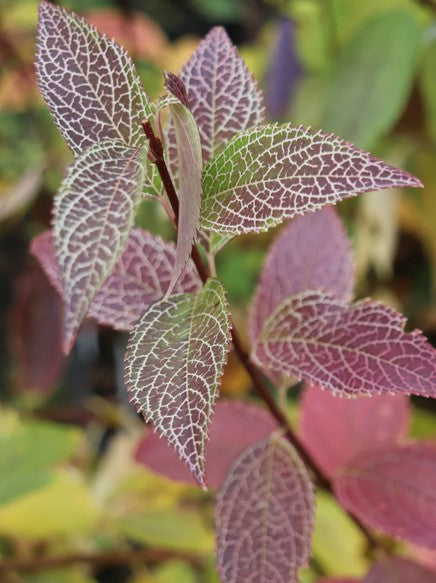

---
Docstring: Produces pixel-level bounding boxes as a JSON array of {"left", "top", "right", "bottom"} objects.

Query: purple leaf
[
  {"left": 299, "top": 385, "right": 410, "bottom": 477},
  {"left": 135, "top": 399, "right": 277, "bottom": 489},
  {"left": 334, "top": 443, "right": 436, "bottom": 548},
  {"left": 36, "top": 0, "right": 150, "bottom": 154},
  {"left": 125, "top": 279, "right": 231, "bottom": 487},
  {"left": 165, "top": 84, "right": 203, "bottom": 295},
  {"left": 216, "top": 436, "right": 315, "bottom": 583},
  {"left": 265, "top": 17, "right": 302, "bottom": 120},
  {"left": 53, "top": 141, "right": 145, "bottom": 352},
  {"left": 363, "top": 557, "right": 436, "bottom": 583},
  {"left": 200, "top": 124, "right": 422, "bottom": 234},
  {"left": 250, "top": 207, "right": 354, "bottom": 347},
  {"left": 31, "top": 229, "right": 201, "bottom": 332},
  {"left": 170, "top": 26, "right": 265, "bottom": 163},
  {"left": 252, "top": 291, "right": 436, "bottom": 398}
]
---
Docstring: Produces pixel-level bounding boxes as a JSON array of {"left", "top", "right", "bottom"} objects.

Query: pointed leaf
[
  {"left": 250, "top": 207, "right": 354, "bottom": 346},
  {"left": 334, "top": 443, "right": 436, "bottom": 548},
  {"left": 253, "top": 291, "right": 436, "bottom": 398},
  {"left": 300, "top": 385, "right": 410, "bottom": 477},
  {"left": 135, "top": 399, "right": 277, "bottom": 488},
  {"left": 36, "top": 0, "right": 150, "bottom": 154},
  {"left": 31, "top": 229, "right": 201, "bottom": 332},
  {"left": 216, "top": 436, "right": 315, "bottom": 583},
  {"left": 125, "top": 279, "right": 231, "bottom": 487},
  {"left": 363, "top": 557, "right": 436, "bottom": 583},
  {"left": 200, "top": 124, "right": 422, "bottom": 234},
  {"left": 54, "top": 141, "right": 145, "bottom": 351}
]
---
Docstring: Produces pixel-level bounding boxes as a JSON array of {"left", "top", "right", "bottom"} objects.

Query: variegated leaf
[
  {"left": 334, "top": 443, "right": 436, "bottom": 548},
  {"left": 54, "top": 141, "right": 145, "bottom": 352},
  {"left": 135, "top": 399, "right": 277, "bottom": 489},
  {"left": 31, "top": 229, "right": 201, "bottom": 332},
  {"left": 36, "top": 0, "right": 150, "bottom": 154},
  {"left": 250, "top": 207, "right": 354, "bottom": 346},
  {"left": 252, "top": 291, "right": 436, "bottom": 398},
  {"left": 125, "top": 279, "right": 231, "bottom": 487},
  {"left": 216, "top": 436, "right": 315, "bottom": 583},
  {"left": 200, "top": 124, "right": 422, "bottom": 234},
  {"left": 363, "top": 557, "right": 436, "bottom": 583},
  {"left": 300, "top": 385, "right": 410, "bottom": 477}
]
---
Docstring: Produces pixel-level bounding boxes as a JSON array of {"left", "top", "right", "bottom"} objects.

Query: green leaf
[
  {"left": 25, "top": 569, "right": 96, "bottom": 583},
  {"left": 323, "top": 11, "right": 420, "bottom": 149},
  {"left": 421, "top": 39, "right": 436, "bottom": 142}
]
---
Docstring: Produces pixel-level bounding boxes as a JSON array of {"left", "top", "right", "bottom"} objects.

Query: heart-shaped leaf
[
  {"left": 200, "top": 124, "right": 422, "bottom": 234},
  {"left": 300, "top": 385, "right": 410, "bottom": 477},
  {"left": 53, "top": 141, "right": 145, "bottom": 351},
  {"left": 125, "top": 279, "right": 231, "bottom": 487},
  {"left": 363, "top": 557, "right": 436, "bottom": 583},
  {"left": 216, "top": 435, "right": 315, "bottom": 583},
  {"left": 334, "top": 443, "right": 436, "bottom": 548},
  {"left": 36, "top": 0, "right": 150, "bottom": 153},
  {"left": 253, "top": 291, "right": 436, "bottom": 398}
]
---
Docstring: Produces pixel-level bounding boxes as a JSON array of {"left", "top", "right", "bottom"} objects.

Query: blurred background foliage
[{"left": 0, "top": 0, "right": 435, "bottom": 581}]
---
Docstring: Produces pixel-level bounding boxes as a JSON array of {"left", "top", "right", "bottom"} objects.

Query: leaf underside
[
  {"left": 216, "top": 436, "right": 314, "bottom": 583},
  {"left": 363, "top": 557, "right": 436, "bottom": 583},
  {"left": 253, "top": 290, "right": 436, "bottom": 398},
  {"left": 125, "top": 279, "right": 231, "bottom": 487}
]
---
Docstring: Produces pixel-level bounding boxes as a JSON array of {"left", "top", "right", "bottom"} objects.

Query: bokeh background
[{"left": 0, "top": 0, "right": 435, "bottom": 581}]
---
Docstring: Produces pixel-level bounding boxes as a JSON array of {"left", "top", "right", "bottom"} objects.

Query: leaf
[
  {"left": 165, "top": 81, "right": 203, "bottom": 295},
  {"left": 36, "top": 0, "right": 150, "bottom": 154},
  {"left": 421, "top": 40, "right": 436, "bottom": 142},
  {"left": 135, "top": 399, "right": 277, "bottom": 489},
  {"left": 216, "top": 436, "right": 314, "bottom": 583},
  {"left": 299, "top": 385, "right": 410, "bottom": 477},
  {"left": 323, "top": 12, "right": 420, "bottom": 149},
  {"left": 363, "top": 557, "right": 436, "bottom": 583},
  {"left": 31, "top": 229, "right": 201, "bottom": 332},
  {"left": 53, "top": 141, "right": 145, "bottom": 351},
  {"left": 200, "top": 124, "right": 422, "bottom": 234},
  {"left": 318, "top": 579, "right": 360, "bottom": 583},
  {"left": 334, "top": 443, "right": 436, "bottom": 548},
  {"left": 253, "top": 291, "right": 436, "bottom": 398},
  {"left": 0, "top": 167, "right": 42, "bottom": 222},
  {"left": 125, "top": 279, "right": 231, "bottom": 487},
  {"left": 250, "top": 207, "right": 354, "bottom": 347},
  {"left": 169, "top": 26, "right": 265, "bottom": 163}
]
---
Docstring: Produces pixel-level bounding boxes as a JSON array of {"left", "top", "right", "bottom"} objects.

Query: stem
[{"left": 141, "top": 120, "right": 380, "bottom": 550}]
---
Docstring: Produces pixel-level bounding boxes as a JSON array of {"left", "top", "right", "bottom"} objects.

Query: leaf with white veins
[{"left": 124, "top": 279, "right": 231, "bottom": 487}]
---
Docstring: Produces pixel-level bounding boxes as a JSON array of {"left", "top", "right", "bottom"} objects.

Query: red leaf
[
  {"left": 334, "top": 443, "right": 436, "bottom": 548},
  {"left": 253, "top": 291, "right": 436, "bottom": 398},
  {"left": 216, "top": 436, "right": 315, "bottom": 583},
  {"left": 135, "top": 399, "right": 278, "bottom": 489},
  {"left": 363, "top": 557, "right": 436, "bottom": 583},
  {"left": 299, "top": 385, "right": 410, "bottom": 477}
]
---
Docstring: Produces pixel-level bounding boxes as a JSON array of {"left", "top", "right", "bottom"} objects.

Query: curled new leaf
[
  {"left": 363, "top": 557, "right": 436, "bottom": 583},
  {"left": 125, "top": 279, "right": 231, "bottom": 487},
  {"left": 253, "top": 291, "right": 436, "bottom": 398},
  {"left": 135, "top": 399, "right": 277, "bottom": 489},
  {"left": 250, "top": 207, "right": 354, "bottom": 345},
  {"left": 200, "top": 124, "right": 422, "bottom": 234},
  {"left": 36, "top": 0, "right": 150, "bottom": 153},
  {"left": 216, "top": 436, "right": 315, "bottom": 583},
  {"left": 31, "top": 229, "right": 202, "bottom": 332},
  {"left": 300, "top": 385, "right": 410, "bottom": 477},
  {"left": 53, "top": 141, "right": 145, "bottom": 351},
  {"left": 334, "top": 443, "right": 436, "bottom": 548}
]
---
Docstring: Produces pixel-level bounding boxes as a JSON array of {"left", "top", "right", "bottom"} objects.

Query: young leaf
[
  {"left": 363, "top": 557, "right": 436, "bottom": 583},
  {"left": 300, "top": 385, "right": 410, "bottom": 477},
  {"left": 169, "top": 26, "right": 265, "bottom": 163},
  {"left": 334, "top": 443, "right": 436, "bottom": 548},
  {"left": 53, "top": 141, "right": 145, "bottom": 351},
  {"left": 216, "top": 436, "right": 315, "bottom": 583},
  {"left": 36, "top": 0, "right": 150, "bottom": 154},
  {"left": 250, "top": 207, "right": 354, "bottom": 345},
  {"left": 200, "top": 124, "right": 422, "bottom": 234},
  {"left": 125, "top": 279, "right": 231, "bottom": 487},
  {"left": 135, "top": 399, "right": 277, "bottom": 489},
  {"left": 165, "top": 78, "right": 203, "bottom": 295},
  {"left": 253, "top": 291, "right": 436, "bottom": 398},
  {"left": 31, "top": 229, "right": 201, "bottom": 332}
]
